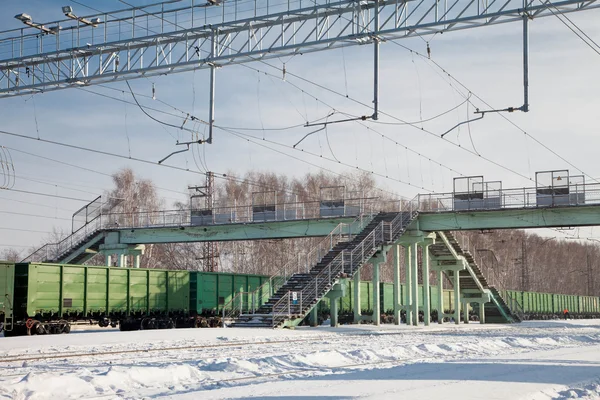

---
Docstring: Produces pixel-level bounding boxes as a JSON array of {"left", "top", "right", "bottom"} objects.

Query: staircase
[
  {"left": 22, "top": 197, "right": 123, "bottom": 264},
  {"left": 430, "top": 231, "right": 521, "bottom": 323},
  {"left": 230, "top": 211, "right": 417, "bottom": 328}
]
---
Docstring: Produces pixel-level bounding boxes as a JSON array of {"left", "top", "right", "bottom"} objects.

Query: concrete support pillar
[
  {"left": 421, "top": 243, "right": 431, "bottom": 326},
  {"left": 134, "top": 255, "right": 141, "bottom": 269},
  {"left": 310, "top": 305, "right": 319, "bottom": 327},
  {"left": 411, "top": 243, "right": 419, "bottom": 326},
  {"left": 330, "top": 297, "right": 339, "bottom": 327},
  {"left": 464, "top": 302, "right": 469, "bottom": 324},
  {"left": 404, "top": 245, "right": 412, "bottom": 326},
  {"left": 393, "top": 245, "right": 401, "bottom": 325},
  {"left": 106, "top": 254, "right": 112, "bottom": 267},
  {"left": 453, "top": 271, "right": 461, "bottom": 324},
  {"left": 353, "top": 272, "right": 361, "bottom": 324},
  {"left": 437, "top": 269, "right": 444, "bottom": 324},
  {"left": 373, "top": 263, "right": 381, "bottom": 326},
  {"left": 117, "top": 253, "right": 125, "bottom": 268},
  {"left": 479, "top": 302, "right": 486, "bottom": 324}
]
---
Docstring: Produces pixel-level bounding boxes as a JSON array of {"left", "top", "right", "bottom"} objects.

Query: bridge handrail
[
  {"left": 452, "top": 231, "right": 525, "bottom": 320},
  {"left": 416, "top": 181, "right": 597, "bottom": 213},
  {"left": 21, "top": 196, "right": 377, "bottom": 264},
  {"left": 271, "top": 201, "right": 418, "bottom": 327},
  {"left": 21, "top": 212, "right": 105, "bottom": 263},
  {"left": 223, "top": 213, "right": 374, "bottom": 323}
]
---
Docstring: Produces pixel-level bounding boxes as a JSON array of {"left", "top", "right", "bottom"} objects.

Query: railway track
[
  {"left": 0, "top": 337, "right": 320, "bottom": 364},
  {"left": 0, "top": 325, "right": 512, "bottom": 365}
]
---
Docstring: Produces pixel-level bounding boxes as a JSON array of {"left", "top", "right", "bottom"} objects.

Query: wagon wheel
[{"left": 59, "top": 320, "right": 70, "bottom": 334}]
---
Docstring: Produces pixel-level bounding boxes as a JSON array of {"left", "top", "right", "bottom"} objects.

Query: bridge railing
[
  {"left": 100, "top": 197, "right": 377, "bottom": 229},
  {"left": 271, "top": 203, "right": 418, "bottom": 327},
  {"left": 222, "top": 213, "right": 374, "bottom": 323},
  {"left": 416, "top": 182, "right": 600, "bottom": 212},
  {"left": 21, "top": 199, "right": 123, "bottom": 263}
]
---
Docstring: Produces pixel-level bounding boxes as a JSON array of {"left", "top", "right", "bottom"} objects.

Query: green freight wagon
[
  {"left": 0, "top": 262, "right": 15, "bottom": 333},
  {"left": 5, "top": 262, "right": 191, "bottom": 336},
  {"left": 191, "top": 271, "right": 270, "bottom": 314}
]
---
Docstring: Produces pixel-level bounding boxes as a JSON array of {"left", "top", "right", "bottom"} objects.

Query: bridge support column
[
  {"left": 331, "top": 299, "right": 339, "bottom": 327},
  {"left": 117, "top": 253, "right": 126, "bottom": 268},
  {"left": 393, "top": 245, "right": 401, "bottom": 325},
  {"left": 324, "top": 281, "right": 347, "bottom": 328},
  {"left": 373, "top": 263, "right": 381, "bottom": 326},
  {"left": 420, "top": 237, "right": 435, "bottom": 326},
  {"left": 437, "top": 269, "right": 444, "bottom": 324},
  {"left": 411, "top": 242, "right": 419, "bottom": 326},
  {"left": 368, "top": 248, "right": 389, "bottom": 327},
  {"left": 453, "top": 271, "right": 461, "bottom": 324},
  {"left": 479, "top": 301, "right": 486, "bottom": 324},
  {"left": 100, "top": 244, "right": 145, "bottom": 268},
  {"left": 463, "top": 301, "right": 469, "bottom": 324},
  {"left": 399, "top": 232, "right": 436, "bottom": 326},
  {"left": 404, "top": 245, "right": 412, "bottom": 325},
  {"left": 310, "top": 304, "right": 319, "bottom": 327},
  {"left": 353, "top": 271, "right": 361, "bottom": 324}
]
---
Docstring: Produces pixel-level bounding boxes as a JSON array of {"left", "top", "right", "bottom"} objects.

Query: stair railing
[
  {"left": 451, "top": 232, "right": 523, "bottom": 322},
  {"left": 223, "top": 213, "right": 376, "bottom": 324},
  {"left": 22, "top": 199, "right": 124, "bottom": 263},
  {"left": 271, "top": 209, "right": 418, "bottom": 327},
  {"left": 22, "top": 211, "right": 106, "bottom": 263},
  {"left": 502, "top": 291, "right": 525, "bottom": 320}
]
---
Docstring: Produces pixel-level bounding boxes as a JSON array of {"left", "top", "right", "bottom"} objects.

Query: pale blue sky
[{"left": 1, "top": 0, "right": 600, "bottom": 253}]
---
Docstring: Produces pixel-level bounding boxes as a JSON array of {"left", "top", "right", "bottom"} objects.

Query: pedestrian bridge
[{"left": 22, "top": 171, "right": 600, "bottom": 265}]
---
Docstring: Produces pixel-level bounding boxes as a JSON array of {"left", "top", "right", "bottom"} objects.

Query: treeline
[{"left": 6, "top": 168, "right": 599, "bottom": 297}]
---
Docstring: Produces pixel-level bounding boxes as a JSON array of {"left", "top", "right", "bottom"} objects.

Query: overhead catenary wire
[
  {"left": 6, "top": 146, "right": 191, "bottom": 199},
  {"left": 27, "top": 0, "right": 598, "bottom": 189},
  {"left": 238, "top": 66, "right": 466, "bottom": 179},
  {"left": 0, "top": 188, "right": 90, "bottom": 202},
  {"left": 387, "top": 39, "right": 600, "bottom": 184},
  {"left": 218, "top": 125, "right": 434, "bottom": 192},
  {"left": 0, "top": 129, "right": 332, "bottom": 202}
]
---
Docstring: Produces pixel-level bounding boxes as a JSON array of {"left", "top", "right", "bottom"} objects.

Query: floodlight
[
  {"left": 14, "top": 13, "right": 32, "bottom": 22},
  {"left": 14, "top": 13, "right": 55, "bottom": 34},
  {"left": 63, "top": 6, "right": 101, "bottom": 27}
]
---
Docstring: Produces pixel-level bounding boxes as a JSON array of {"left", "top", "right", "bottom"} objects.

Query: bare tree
[{"left": 1, "top": 248, "right": 21, "bottom": 262}]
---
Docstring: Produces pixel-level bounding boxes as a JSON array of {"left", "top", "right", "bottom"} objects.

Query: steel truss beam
[{"left": 0, "top": 0, "right": 598, "bottom": 97}]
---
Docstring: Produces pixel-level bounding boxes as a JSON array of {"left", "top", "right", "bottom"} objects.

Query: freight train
[{"left": 1, "top": 261, "right": 599, "bottom": 336}]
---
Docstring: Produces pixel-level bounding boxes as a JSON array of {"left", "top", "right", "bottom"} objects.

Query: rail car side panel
[
  {"left": 109, "top": 268, "right": 128, "bottom": 312},
  {"left": 26, "top": 264, "right": 60, "bottom": 317},
  {"left": 62, "top": 265, "right": 85, "bottom": 315},
  {"left": 167, "top": 271, "right": 190, "bottom": 313},
  {"left": 87, "top": 267, "right": 108, "bottom": 314},
  {"left": 196, "top": 273, "right": 218, "bottom": 312},
  {"left": 0, "top": 262, "right": 14, "bottom": 325},
  {"left": 149, "top": 270, "right": 167, "bottom": 311},
  {"left": 382, "top": 283, "right": 394, "bottom": 311},
  {"left": 130, "top": 269, "right": 149, "bottom": 313}
]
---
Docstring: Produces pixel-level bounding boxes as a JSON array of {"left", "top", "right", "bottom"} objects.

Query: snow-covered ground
[{"left": 2, "top": 320, "right": 600, "bottom": 399}]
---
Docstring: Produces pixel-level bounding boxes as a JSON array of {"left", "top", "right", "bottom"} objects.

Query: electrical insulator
[
  {"left": 152, "top": 83, "right": 156, "bottom": 100},
  {"left": 427, "top": 43, "right": 431, "bottom": 59}
]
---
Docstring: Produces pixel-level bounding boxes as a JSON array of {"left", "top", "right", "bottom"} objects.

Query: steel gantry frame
[{"left": 0, "top": 0, "right": 598, "bottom": 134}]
